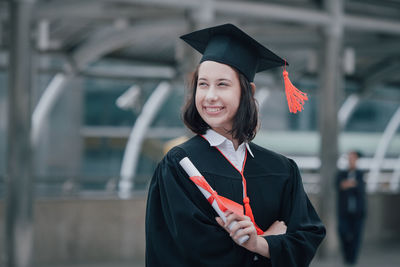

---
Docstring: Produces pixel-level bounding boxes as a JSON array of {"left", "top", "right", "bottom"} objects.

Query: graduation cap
[{"left": 180, "top": 23, "right": 308, "bottom": 113}]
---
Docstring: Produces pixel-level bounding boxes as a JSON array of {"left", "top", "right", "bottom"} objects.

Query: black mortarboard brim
[{"left": 180, "top": 23, "right": 286, "bottom": 82}]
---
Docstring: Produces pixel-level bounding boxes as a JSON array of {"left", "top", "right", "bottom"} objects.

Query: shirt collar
[{"left": 202, "top": 129, "right": 254, "bottom": 158}]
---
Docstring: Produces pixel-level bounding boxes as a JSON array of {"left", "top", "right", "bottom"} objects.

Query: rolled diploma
[{"left": 179, "top": 157, "right": 249, "bottom": 244}]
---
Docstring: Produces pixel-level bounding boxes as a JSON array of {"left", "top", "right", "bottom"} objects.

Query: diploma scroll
[{"left": 179, "top": 157, "right": 249, "bottom": 244}]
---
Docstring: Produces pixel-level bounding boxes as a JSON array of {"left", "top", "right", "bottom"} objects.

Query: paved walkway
[
  {"left": 42, "top": 242, "right": 400, "bottom": 267},
  {"left": 311, "top": 242, "right": 400, "bottom": 267}
]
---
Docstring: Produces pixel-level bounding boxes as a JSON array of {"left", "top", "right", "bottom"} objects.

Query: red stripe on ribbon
[{"left": 190, "top": 176, "right": 227, "bottom": 213}]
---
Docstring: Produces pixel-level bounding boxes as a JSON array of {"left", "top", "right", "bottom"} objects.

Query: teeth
[{"left": 206, "top": 107, "right": 222, "bottom": 112}]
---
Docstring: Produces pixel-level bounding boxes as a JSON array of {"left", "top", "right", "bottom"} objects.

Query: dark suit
[{"left": 336, "top": 169, "right": 366, "bottom": 264}]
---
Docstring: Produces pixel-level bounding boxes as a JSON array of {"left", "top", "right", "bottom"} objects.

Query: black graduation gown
[{"left": 146, "top": 135, "right": 325, "bottom": 267}]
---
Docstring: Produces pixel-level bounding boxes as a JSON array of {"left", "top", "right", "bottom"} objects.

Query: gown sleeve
[
  {"left": 145, "top": 147, "right": 253, "bottom": 267},
  {"left": 263, "top": 159, "right": 326, "bottom": 267}
]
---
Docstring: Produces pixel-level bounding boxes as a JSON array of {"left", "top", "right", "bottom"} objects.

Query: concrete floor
[
  {"left": 41, "top": 242, "right": 400, "bottom": 267},
  {"left": 311, "top": 242, "right": 400, "bottom": 267}
]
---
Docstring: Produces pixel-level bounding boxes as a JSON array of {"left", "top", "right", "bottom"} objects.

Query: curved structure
[
  {"left": 119, "top": 81, "right": 172, "bottom": 198},
  {"left": 368, "top": 107, "right": 400, "bottom": 192}
]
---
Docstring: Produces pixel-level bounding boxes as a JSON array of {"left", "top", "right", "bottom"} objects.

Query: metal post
[
  {"left": 5, "top": 0, "right": 35, "bottom": 267},
  {"left": 118, "top": 82, "right": 172, "bottom": 198},
  {"left": 0, "top": 16, "right": 3, "bottom": 47},
  {"left": 37, "top": 19, "right": 50, "bottom": 51},
  {"left": 31, "top": 73, "right": 69, "bottom": 147},
  {"left": 318, "top": 0, "right": 344, "bottom": 258}
]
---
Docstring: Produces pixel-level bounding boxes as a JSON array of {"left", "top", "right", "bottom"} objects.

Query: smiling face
[{"left": 195, "top": 61, "right": 241, "bottom": 137}]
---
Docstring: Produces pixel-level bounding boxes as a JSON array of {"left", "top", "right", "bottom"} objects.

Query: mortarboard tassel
[{"left": 283, "top": 62, "right": 308, "bottom": 113}]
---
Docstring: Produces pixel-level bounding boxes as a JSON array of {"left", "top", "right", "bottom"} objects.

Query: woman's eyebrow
[
  {"left": 198, "top": 77, "right": 232, "bottom": 82},
  {"left": 217, "top": 78, "right": 232, "bottom": 83}
]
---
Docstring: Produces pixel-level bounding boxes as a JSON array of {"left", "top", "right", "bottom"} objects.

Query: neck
[{"left": 212, "top": 128, "right": 240, "bottom": 150}]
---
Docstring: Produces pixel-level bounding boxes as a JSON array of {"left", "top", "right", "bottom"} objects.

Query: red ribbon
[
  {"left": 190, "top": 176, "right": 227, "bottom": 212},
  {"left": 243, "top": 196, "right": 264, "bottom": 235}
]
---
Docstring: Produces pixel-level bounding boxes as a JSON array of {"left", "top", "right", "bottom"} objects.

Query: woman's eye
[
  {"left": 198, "top": 82, "right": 208, "bottom": 87},
  {"left": 218, "top": 83, "right": 228, "bottom": 87}
]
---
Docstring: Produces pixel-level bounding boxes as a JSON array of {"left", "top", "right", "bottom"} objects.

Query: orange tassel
[{"left": 283, "top": 69, "right": 308, "bottom": 114}]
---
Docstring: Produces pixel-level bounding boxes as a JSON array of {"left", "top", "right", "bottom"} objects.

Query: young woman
[{"left": 145, "top": 24, "right": 325, "bottom": 267}]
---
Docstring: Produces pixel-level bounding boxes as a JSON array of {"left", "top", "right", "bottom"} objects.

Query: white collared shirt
[{"left": 202, "top": 129, "right": 254, "bottom": 172}]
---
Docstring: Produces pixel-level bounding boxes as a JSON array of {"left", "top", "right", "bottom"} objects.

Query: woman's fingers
[
  {"left": 231, "top": 224, "right": 256, "bottom": 240},
  {"left": 224, "top": 211, "right": 250, "bottom": 228},
  {"left": 215, "top": 217, "right": 224, "bottom": 228},
  {"left": 223, "top": 210, "right": 236, "bottom": 227},
  {"left": 228, "top": 220, "right": 253, "bottom": 236}
]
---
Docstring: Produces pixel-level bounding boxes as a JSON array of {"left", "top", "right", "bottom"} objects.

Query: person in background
[{"left": 336, "top": 151, "right": 366, "bottom": 266}]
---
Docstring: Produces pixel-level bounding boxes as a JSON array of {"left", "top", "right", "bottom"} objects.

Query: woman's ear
[{"left": 250, "top": 82, "right": 256, "bottom": 96}]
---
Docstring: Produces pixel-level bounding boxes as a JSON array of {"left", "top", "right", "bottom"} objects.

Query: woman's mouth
[{"left": 204, "top": 106, "right": 224, "bottom": 115}]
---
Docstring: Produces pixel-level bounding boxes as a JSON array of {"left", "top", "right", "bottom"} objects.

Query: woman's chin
[
  {"left": 204, "top": 121, "right": 224, "bottom": 129},
  {"left": 208, "top": 125, "right": 232, "bottom": 134}
]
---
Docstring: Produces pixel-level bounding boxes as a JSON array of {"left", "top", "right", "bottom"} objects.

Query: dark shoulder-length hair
[{"left": 182, "top": 65, "right": 259, "bottom": 144}]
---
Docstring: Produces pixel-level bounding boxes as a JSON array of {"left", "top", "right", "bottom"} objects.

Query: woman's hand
[
  {"left": 216, "top": 210, "right": 258, "bottom": 250},
  {"left": 216, "top": 210, "right": 271, "bottom": 257},
  {"left": 262, "top": 220, "right": 287, "bottom": 237}
]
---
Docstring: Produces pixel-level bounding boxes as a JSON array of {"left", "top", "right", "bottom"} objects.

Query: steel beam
[
  {"left": 215, "top": 0, "right": 330, "bottom": 26},
  {"left": 5, "top": 1, "right": 35, "bottom": 267},
  {"left": 87, "top": 64, "right": 175, "bottom": 80},
  {"left": 0, "top": 61, "right": 176, "bottom": 80},
  {"left": 35, "top": 0, "right": 400, "bottom": 35},
  {"left": 34, "top": 0, "right": 197, "bottom": 18},
  {"left": 80, "top": 126, "right": 186, "bottom": 139},
  {"left": 118, "top": 81, "right": 172, "bottom": 198},
  {"left": 344, "top": 15, "right": 400, "bottom": 35},
  {"left": 72, "top": 22, "right": 185, "bottom": 71},
  {"left": 362, "top": 59, "right": 400, "bottom": 91},
  {"left": 368, "top": 107, "right": 400, "bottom": 192}
]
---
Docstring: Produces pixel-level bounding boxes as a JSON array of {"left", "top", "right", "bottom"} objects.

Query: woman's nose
[{"left": 205, "top": 87, "right": 218, "bottom": 102}]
